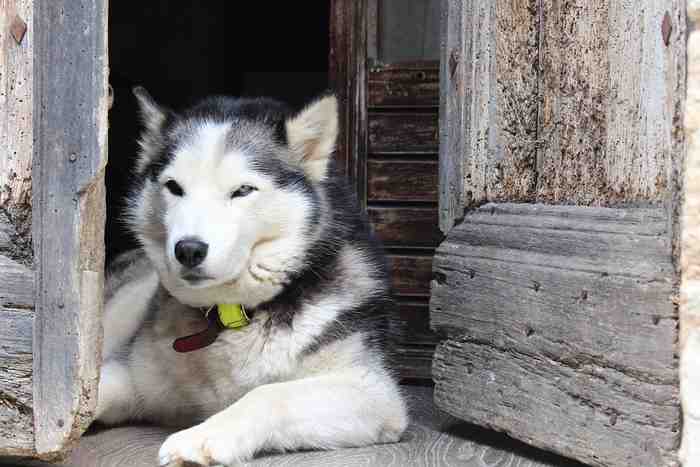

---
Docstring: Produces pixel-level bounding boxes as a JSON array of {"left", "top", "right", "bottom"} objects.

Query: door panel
[
  {"left": 331, "top": 0, "right": 441, "bottom": 381},
  {"left": 368, "top": 64, "right": 440, "bottom": 108},
  {"left": 368, "top": 113, "right": 439, "bottom": 154},
  {"left": 367, "top": 159, "right": 438, "bottom": 202}
]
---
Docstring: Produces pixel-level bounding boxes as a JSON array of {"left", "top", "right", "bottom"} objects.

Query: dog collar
[{"left": 172, "top": 304, "right": 250, "bottom": 353}]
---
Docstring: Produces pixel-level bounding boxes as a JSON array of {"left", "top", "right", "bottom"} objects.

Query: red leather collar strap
[{"left": 172, "top": 307, "right": 224, "bottom": 353}]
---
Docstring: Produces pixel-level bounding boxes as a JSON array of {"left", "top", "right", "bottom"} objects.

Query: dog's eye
[
  {"left": 164, "top": 180, "right": 184, "bottom": 197},
  {"left": 230, "top": 185, "right": 257, "bottom": 199}
]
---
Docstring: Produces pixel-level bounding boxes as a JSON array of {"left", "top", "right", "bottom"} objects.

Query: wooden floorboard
[{"left": 4, "top": 386, "right": 585, "bottom": 467}]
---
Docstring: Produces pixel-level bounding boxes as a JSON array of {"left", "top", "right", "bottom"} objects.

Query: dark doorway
[{"left": 107, "top": 2, "right": 331, "bottom": 262}]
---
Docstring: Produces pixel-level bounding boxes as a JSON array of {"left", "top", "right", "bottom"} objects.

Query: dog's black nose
[{"left": 175, "top": 239, "right": 208, "bottom": 268}]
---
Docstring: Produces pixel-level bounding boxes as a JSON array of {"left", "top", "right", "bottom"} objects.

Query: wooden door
[
  {"left": 432, "top": 1, "right": 685, "bottom": 466},
  {"left": 331, "top": 0, "right": 441, "bottom": 381},
  {"left": 0, "top": 0, "right": 108, "bottom": 458}
]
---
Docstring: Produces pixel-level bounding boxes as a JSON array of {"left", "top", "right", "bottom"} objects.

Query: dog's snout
[{"left": 175, "top": 238, "right": 209, "bottom": 268}]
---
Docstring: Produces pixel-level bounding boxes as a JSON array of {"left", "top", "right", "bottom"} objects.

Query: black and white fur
[{"left": 96, "top": 88, "right": 409, "bottom": 466}]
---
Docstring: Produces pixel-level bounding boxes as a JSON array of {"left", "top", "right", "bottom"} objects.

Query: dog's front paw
[
  {"left": 158, "top": 423, "right": 256, "bottom": 467},
  {"left": 248, "top": 242, "right": 294, "bottom": 285}
]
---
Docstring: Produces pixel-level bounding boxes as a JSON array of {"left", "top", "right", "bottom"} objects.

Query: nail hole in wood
[
  {"left": 433, "top": 271, "right": 447, "bottom": 285},
  {"left": 662, "top": 12, "right": 672, "bottom": 46},
  {"left": 10, "top": 15, "right": 27, "bottom": 45}
]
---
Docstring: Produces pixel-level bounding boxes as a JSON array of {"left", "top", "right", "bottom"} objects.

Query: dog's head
[{"left": 126, "top": 88, "right": 338, "bottom": 306}]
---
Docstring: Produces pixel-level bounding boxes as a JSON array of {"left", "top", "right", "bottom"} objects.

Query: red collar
[{"left": 172, "top": 307, "right": 224, "bottom": 353}]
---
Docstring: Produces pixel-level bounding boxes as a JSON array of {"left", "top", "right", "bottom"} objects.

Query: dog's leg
[
  {"left": 158, "top": 370, "right": 408, "bottom": 466},
  {"left": 95, "top": 359, "right": 138, "bottom": 425}
]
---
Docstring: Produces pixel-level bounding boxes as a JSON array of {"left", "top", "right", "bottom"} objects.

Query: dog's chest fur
[{"left": 113, "top": 251, "right": 379, "bottom": 425}]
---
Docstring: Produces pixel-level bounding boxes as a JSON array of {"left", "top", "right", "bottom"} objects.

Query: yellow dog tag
[{"left": 217, "top": 304, "right": 250, "bottom": 329}]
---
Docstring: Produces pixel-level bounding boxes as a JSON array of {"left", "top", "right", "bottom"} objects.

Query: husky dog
[{"left": 96, "top": 88, "right": 409, "bottom": 466}]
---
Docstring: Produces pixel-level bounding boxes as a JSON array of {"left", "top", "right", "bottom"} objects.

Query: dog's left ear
[{"left": 285, "top": 95, "right": 339, "bottom": 182}]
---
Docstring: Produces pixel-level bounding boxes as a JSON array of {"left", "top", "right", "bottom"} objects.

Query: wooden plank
[
  {"left": 367, "top": 160, "right": 438, "bottom": 202},
  {"left": 388, "top": 301, "right": 440, "bottom": 348},
  {"left": 0, "top": 255, "right": 34, "bottom": 312},
  {"left": 368, "top": 65, "right": 439, "bottom": 108},
  {"left": 390, "top": 346, "right": 435, "bottom": 382},
  {"left": 537, "top": 0, "right": 683, "bottom": 205},
  {"left": 20, "top": 387, "right": 583, "bottom": 467},
  {"left": 32, "top": 0, "right": 108, "bottom": 456},
  {"left": 0, "top": 0, "right": 33, "bottom": 256},
  {"left": 682, "top": 2, "right": 700, "bottom": 464},
  {"left": 0, "top": 0, "right": 34, "bottom": 457},
  {"left": 369, "top": 113, "right": 438, "bottom": 154},
  {"left": 0, "top": 310, "right": 33, "bottom": 456},
  {"left": 430, "top": 203, "right": 680, "bottom": 467},
  {"left": 329, "top": 0, "right": 368, "bottom": 205},
  {"left": 368, "top": 207, "right": 442, "bottom": 247},
  {"left": 389, "top": 255, "right": 433, "bottom": 297},
  {"left": 438, "top": 0, "right": 465, "bottom": 232}
]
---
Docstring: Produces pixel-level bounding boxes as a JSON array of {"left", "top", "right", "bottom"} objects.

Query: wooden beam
[
  {"left": 0, "top": 309, "right": 33, "bottom": 456},
  {"left": 438, "top": 0, "right": 465, "bottom": 233},
  {"left": 431, "top": 203, "right": 680, "bottom": 467},
  {"left": 537, "top": 0, "right": 684, "bottom": 205},
  {"left": 439, "top": 0, "right": 540, "bottom": 234},
  {"left": 32, "top": 0, "right": 107, "bottom": 457},
  {"left": 0, "top": 0, "right": 34, "bottom": 456},
  {"left": 329, "top": 0, "right": 368, "bottom": 205}
]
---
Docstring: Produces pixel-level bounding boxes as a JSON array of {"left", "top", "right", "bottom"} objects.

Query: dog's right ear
[
  {"left": 133, "top": 86, "right": 168, "bottom": 135},
  {"left": 133, "top": 86, "right": 171, "bottom": 173}
]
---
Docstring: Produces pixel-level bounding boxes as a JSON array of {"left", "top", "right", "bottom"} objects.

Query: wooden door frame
[
  {"left": 32, "top": 0, "right": 108, "bottom": 456},
  {"left": 329, "top": 0, "right": 368, "bottom": 208}
]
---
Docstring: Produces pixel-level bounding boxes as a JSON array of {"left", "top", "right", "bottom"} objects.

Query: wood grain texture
[
  {"left": 0, "top": 0, "right": 33, "bottom": 255},
  {"left": 537, "top": 0, "right": 684, "bottom": 205},
  {"left": 367, "top": 159, "right": 438, "bottom": 202},
  {"left": 0, "top": 254, "right": 33, "bottom": 312},
  {"left": 389, "top": 255, "right": 433, "bottom": 297},
  {"left": 438, "top": 0, "right": 466, "bottom": 233},
  {"left": 0, "top": 310, "right": 33, "bottom": 456},
  {"left": 681, "top": 2, "right": 700, "bottom": 464},
  {"left": 0, "top": 1, "right": 34, "bottom": 456},
  {"left": 388, "top": 301, "right": 440, "bottom": 381},
  {"left": 368, "top": 113, "right": 438, "bottom": 154},
  {"left": 431, "top": 203, "right": 680, "bottom": 467},
  {"left": 368, "top": 63, "right": 439, "bottom": 108},
  {"left": 329, "top": 0, "right": 368, "bottom": 205},
  {"left": 388, "top": 301, "right": 439, "bottom": 347},
  {"left": 32, "top": 0, "right": 108, "bottom": 457},
  {"left": 13, "top": 387, "right": 584, "bottom": 467},
  {"left": 368, "top": 207, "right": 442, "bottom": 247},
  {"left": 461, "top": 0, "right": 539, "bottom": 205}
]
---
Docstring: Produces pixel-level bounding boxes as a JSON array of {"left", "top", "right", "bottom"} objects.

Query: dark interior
[{"left": 107, "top": 1, "right": 330, "bottom": 262}]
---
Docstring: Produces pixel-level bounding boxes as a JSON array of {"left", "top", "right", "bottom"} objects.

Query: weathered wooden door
[
  {"left": 0, "top": 0, "right": 107, "bottom": 459},
  {"left": 432, "top": 1, "right": 685, "bottom": 466},
  {"left": 331, "top": 0, "right": 442, "bottom": 381}
]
